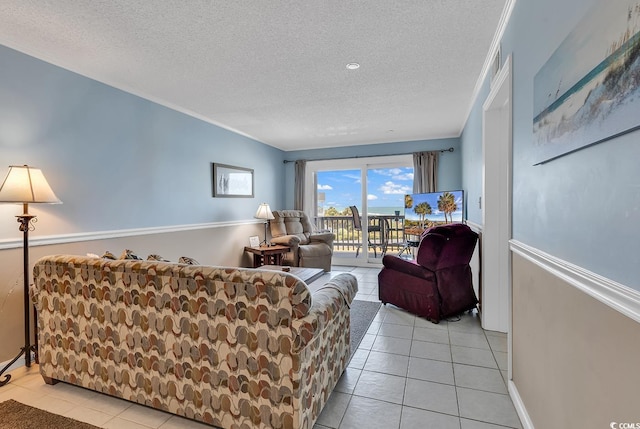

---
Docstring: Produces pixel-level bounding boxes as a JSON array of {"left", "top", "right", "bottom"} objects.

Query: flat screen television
[{"left": 404, "top": 190, "right": 464, "bottom": 231}]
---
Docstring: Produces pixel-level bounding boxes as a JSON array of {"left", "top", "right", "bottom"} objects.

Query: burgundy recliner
[{"left": 378, "top": 223, "right": 478, "bottom": 323}]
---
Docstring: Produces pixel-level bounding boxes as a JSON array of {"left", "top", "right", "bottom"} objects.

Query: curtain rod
[{"left": 282, "top": 147, "right": 454, "bottom": 164}]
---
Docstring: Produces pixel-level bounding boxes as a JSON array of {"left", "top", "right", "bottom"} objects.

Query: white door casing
[{"left": 481, "top": 55, "right": 512, "bottom": 337}]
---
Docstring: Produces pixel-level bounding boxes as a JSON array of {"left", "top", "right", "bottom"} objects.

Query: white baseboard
[
  {"left": 0, "top": 350, "right": 36, "bottom": 375},
  {"left": 509, "top": 380, "right": 535, "bottom": 429}
]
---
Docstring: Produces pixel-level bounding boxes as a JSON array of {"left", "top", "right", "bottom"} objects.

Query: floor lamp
[{"left": 0, "top": 165, "right": 61, "bottom": 387}]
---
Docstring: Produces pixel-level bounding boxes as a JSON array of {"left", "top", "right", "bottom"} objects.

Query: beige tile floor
[
  {"left": 312, "top": 267, "right": 521, "bottom": 429},
  {"left": 0, "top": 266, "right": 521, "bottom": 429}
]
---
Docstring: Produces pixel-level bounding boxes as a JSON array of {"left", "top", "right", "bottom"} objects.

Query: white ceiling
[{"left": 0, "top": 1, "right": 508, "bottom": 151}]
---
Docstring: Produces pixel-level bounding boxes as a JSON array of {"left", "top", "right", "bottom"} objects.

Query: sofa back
[
  {"left": 416, "top": 223, "right": 478, "bottom": 271},
  {"left": 33, "top": 254, "right": 314, "bottom": 326},
  {"left": 270, "top": 210, "right": 313, "bottom": 244}
]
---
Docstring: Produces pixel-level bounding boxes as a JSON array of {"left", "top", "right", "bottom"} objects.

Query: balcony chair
[
  {"left": 378, "top": 223, "right": 478, "bottom": 323},
  {"left": 269, "top": 210, "right": 334, "bottom": 271},
  {"left": 349, "top": 205, "right": 389, "bottom": 257}
]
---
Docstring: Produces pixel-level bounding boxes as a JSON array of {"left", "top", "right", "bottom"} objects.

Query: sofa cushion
[
  {"left": 271, "top": 210, "right": 312, "bottom": 244},
  {"left": 382, "top": 254, "right": 436, "bottom": 281},
  {"left": 416, "top": 223, "right": 477, "bottom": 270},
  {"left": 119, "top": 249, "right": 143, "bottom": 260},
  {"left": 101, "top": 251, "right": 117, "bottom": 260},
  {"left": 298, "top": 242, "right": 332, "bottom": 257},
  {"left": 178, "top": 256, "right": 200, "bottom": 265}
]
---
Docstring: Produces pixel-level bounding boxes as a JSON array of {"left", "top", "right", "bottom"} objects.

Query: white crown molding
[
  {"left": 0, "top": 219, "right": 260, "bottom": 250},
  {"left": 509, "top": 380, "right": 535, "bottom": 429},
  {"left": 460, "top": 0, "right": 517, "bottom": 136},
  {"left": 510, "top": 240, "right": 640, "bottom": 324}
]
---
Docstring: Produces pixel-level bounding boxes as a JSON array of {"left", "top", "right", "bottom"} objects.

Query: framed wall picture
[
  {"left": 248, "top": 235, "right": 260, "bottom": 248},
  {"left": 533, "top": 0, "right": 640, "bottom": 164},
  {"left": 212, "top": 163, "right": 254, "bottom": 197}
]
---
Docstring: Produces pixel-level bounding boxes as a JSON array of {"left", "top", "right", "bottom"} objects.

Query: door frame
[
  {"left": 304, "top": 155, "right": 412, "bottom": 267},
  {"left": 481, "top": 55, "right": 512, "bottom": 342}
]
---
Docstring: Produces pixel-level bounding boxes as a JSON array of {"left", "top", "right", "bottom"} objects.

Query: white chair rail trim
[
  {"left": 464, "top": 220, "right": 483, "bottom": 233},
  {"left": 0, "top": 219, "right": 261, "bottom": 250},
  {"left": 510, "top": 240, "right": 640, "bottom": 324}
]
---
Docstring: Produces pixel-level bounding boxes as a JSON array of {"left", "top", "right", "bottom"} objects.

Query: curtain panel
[
  {"left": 412, "top": 151, "right": 439, "bottom": 193},
  {"left": 294, "top": 160, "right": 306, "bottom": 211}
]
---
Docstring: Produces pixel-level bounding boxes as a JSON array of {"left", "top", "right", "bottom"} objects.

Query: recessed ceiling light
[{"left": 346, "top": 62, "right": 360, "bottom": 70}]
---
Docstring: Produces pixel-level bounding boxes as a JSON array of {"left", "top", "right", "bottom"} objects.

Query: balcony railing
[{"left": 314, "top": 215, "right": 418, "bottom": 258}]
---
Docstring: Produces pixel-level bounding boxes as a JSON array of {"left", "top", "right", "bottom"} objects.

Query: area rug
[
  {"left": 0, "top": 399, "right": 101, "bottom": 429},
  {"left": 350, "top": 299, "right": 382, "bottom": 358}
]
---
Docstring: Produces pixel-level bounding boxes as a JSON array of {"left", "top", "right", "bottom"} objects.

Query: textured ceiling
[{"left": 0, "top": 1, "right": 508, "bottom": 151}]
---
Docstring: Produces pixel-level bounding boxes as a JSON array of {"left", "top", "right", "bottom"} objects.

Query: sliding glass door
[
  {"left": 305, "top": 155, "right": 412, "bottom": 266},
  {"left": 365, "top": 165, "right": 412, "bottom": 261}
]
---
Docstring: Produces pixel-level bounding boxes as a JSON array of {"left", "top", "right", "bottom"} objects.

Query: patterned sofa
[{"left": 31, "top": 255, "right": 358, "bottom": 429}]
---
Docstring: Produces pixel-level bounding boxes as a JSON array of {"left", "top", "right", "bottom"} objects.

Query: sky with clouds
[{"left": 316, "top": 167, "right": 414, "bottom": 213}]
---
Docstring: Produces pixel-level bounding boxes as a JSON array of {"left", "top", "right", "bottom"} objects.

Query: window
[{"left": 305, "top": 155, "right": 412, "bottom": 264}]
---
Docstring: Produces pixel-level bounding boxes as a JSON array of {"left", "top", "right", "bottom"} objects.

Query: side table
[{"left": 244, "top": 245, "right": 290, "bottom": 268}]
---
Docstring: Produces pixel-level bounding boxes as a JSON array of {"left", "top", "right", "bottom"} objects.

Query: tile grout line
[
  {"left": 395, "top": 314, "right": 415, "bottom": 429},
  {"left": 482, "top": 326, "right": 508, "bottom": 389},
  {"left": 449, "top": 320, "right": 463, "bottom": 422}
]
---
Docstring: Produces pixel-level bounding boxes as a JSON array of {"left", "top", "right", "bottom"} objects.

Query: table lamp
[{"left": 254, "top": 203, "right": 274, "bottom": 246}]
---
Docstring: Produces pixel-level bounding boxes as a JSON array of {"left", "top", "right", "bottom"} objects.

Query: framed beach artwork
[
  {"left": 212, "top": 163, "right": 254, "bottom": 197},
  {"left": 533, "top": 0, "right": 640, "bottom": 164}
]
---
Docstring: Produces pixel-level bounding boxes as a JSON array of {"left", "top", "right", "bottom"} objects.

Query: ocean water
[
  {"left": 367, "top": 206, "right": 405, "bottom": 216},
  {"left": 535, "top": 30, "right": 640, "bottom": 124}
]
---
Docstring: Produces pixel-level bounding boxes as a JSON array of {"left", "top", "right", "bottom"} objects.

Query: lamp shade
[
  {"left": 0, "top": 165, "right": 61, "bottom": 204},
  {"left": 254, "top": 203, "right": 274, "bottom": 220}
]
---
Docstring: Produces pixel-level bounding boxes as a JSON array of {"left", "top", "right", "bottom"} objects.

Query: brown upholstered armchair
[{"left": 269, "top": 210, "right": 334, "bottom": 271}]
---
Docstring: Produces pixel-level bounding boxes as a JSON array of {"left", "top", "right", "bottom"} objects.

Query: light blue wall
[
  {"left": 283, "top": 138, "right": 462, "bottom": 210},
  {"left": 0, "top": 45, "right": 285, "bottom": 236},
  {"left": 461, "top": 78, "right": 491, "bottom": 224},
  {"left": 461, "top": 0, "right": 640, "bottom": 288}
]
